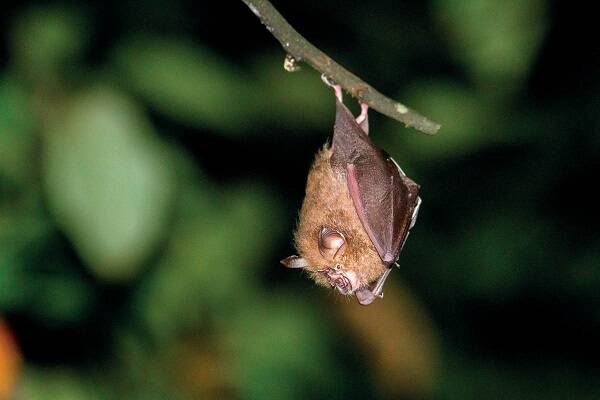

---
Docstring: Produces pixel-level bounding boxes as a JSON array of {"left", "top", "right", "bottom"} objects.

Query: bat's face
[
  {"left": 282, "top": 88, "right": 421, "bottom": 305},
  {"left": 315, "top": 227, "right": 356, "bottom": 294}
]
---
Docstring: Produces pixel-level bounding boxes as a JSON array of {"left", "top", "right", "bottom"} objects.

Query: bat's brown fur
[{"left": 294, "top": 145, "right": 386, "bottom": 291}]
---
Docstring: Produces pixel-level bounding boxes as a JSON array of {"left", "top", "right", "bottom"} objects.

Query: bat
[{"left": 281, "top": 83, "right": 422, "bottom": 305}]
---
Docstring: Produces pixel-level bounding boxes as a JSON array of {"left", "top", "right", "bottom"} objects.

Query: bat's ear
[
  {"left": 319, "top": 227, "right": 346, "bottom": 260},
  {"left": 280, "top": 255, "right": 308, "bottom": 269}
]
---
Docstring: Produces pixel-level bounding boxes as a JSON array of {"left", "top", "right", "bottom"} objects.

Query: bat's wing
[{"left": 330, "top": 99, "right": 420, "bottom": 264}]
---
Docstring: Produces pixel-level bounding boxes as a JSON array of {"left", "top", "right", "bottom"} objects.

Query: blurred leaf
[
  {"left": 434, "top": 0, "right": 547, "bottom": 90},
  {"left": 42, "top": 86, "right": 175, "bottom": 282},
  {"left": 337, "top": 282, "right": 439, "bottom": 398},
  {"left": 393, "top": 81, "right": 496, "bottom": 162},
  {"left": 422, "top": 211, "right": 544, "bottom": 301},
  {"left": 227, "top": 296, "right": 340, "bottom": 400},
  {"left": 0, "top": 321, "right": 21, "bottom": 400},
  {"left": 112, "top": 36, "right": 256, "bottom": 132},
  {"left": 250, "top": 54, "right": 331, "bottom": 131},
  {"left": 136, "top": 182, "right": 284, "bottom": 341},
  {"left": 457, "top": 213, "right": 535, "bottom": 298},
  {"left": 165, "top": 335, "right": 234, "bottom": 399},
  {"left": 10, "top": 5, "right": 89, "bottom": 80},
  {"left": 0, "top": 204, "right": 51, "bottom": 308},
  {"left": 0, "top": 76, "right": 36, "bottom": 185},
  {"left": 113, "top": 332, "right": 187, "bottom": 400},
  {"left": 30, "top": 275, "right": 95, "bottom": 324},
  {"left": 1, "top": 205, "right": 95, "bottom": 324},
  {"left": 20, "top": 368, "right": 108, "bottom": 400},
  {"left": 113, "top": 37, "right": 332, "bottom": 135}
]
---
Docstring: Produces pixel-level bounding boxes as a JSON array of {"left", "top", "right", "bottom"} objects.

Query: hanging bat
[{"left": 281, "top": 83, "right": 422, "bottom": 305}]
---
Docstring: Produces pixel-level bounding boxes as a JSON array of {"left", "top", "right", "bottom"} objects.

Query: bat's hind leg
[
  {"left": 321, "top": 74, "right": 343, "bottom": 102},
  {"left": 355, "top": 267, "right": 392, "bottom": 305},
  {"left": 333, "top": 85, "right": 343, "bottom": 102},
  {"left": 355, "top": 103, "right": 368, "bottom": 125},
  {"left": 355, "top": 102, "right": 369, "bottom": 134}
]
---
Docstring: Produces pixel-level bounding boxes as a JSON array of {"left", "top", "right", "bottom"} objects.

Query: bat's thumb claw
[{"left": 355, "top": 288, "right": 377, "bottom": 306}]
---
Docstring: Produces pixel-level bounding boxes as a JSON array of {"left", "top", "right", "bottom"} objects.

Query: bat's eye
[{"left": 319, "top": 227, "right": 346, "bottom": 260}]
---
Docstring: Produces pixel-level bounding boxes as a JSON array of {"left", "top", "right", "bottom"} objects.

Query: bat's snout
[{"left": 318, "top": 267, "right": 360, "bottom": 295}]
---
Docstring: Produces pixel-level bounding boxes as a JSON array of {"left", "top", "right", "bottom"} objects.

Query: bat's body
[{"left": 282, "top": 86, "right": 421, "bottom": 305}]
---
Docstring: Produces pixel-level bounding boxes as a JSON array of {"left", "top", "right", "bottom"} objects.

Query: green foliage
[
  {"left": 42, "top": 87, "right": 175, "bottom": 281},
  {"left": 113, "top": 37, "right": 256, "bottom": 132},
  {"left": 433, "top": 0, "right": 548, "bottom": 90},
  {"left": 10, "top": 5, "right": 89, "bottom": 80},
  {"left": 0, "top": 78, "right": 36, "bottom": 184},
  {"left": 1, "top": 1, "right": 598, "bottom": 400},
  {"left": 399, "top": 80, "right": 496, "bottom": 161},
  {"left": 20, "top": 368, "right": 107, "bottom": 400},
  {"left": 113, "top": 38, "right": 331, "bottom": 134}
]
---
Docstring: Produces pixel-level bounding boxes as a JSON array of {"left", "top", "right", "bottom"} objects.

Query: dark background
[{"left": 1, "top": 0, "right": 599, "bottom": 399}]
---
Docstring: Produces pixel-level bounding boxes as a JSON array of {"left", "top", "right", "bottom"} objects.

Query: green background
[{"left": 1, "top": 0, "right": 599, "bottom": 399}]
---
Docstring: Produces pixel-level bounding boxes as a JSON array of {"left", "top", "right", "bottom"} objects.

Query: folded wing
[{"left": 330, "top": 99, "right": 420, "bottom": 265}]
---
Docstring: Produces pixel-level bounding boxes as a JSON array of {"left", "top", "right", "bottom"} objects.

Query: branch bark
[{"left": 241, "top": 0, "right": 440, "bottom": 135}]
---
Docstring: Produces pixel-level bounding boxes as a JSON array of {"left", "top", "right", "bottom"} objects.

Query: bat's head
[
  {"left": 281, "top": 148, "right": 387, "bottom": 296},
  {"left": 282, "top": 226, "right": 364, "bottom": 295}
]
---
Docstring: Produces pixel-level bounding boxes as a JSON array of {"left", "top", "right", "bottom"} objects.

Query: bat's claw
[{"left": 320, "top": 74, "right": 343, "bottom": 102}]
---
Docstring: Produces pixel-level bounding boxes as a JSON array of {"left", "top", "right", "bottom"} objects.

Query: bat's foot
[
  {"left": 321, "top": 74, "right": 343, "bottom": 102},
  {"left": 355, "top": 267, "right": 392, "bottom": 305},
  {"left": 355, "top": 103, "right": 369, "bottom": 126},
  {"left": 333, "top": 85, "right": 343, "bottom": 102},
  {"left": 321, "top": 74, "right": 369, "bottom": 133}
]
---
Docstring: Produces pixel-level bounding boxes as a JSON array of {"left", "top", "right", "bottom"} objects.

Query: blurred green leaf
[
  {"left": 113, "top": 332, "right": 187, "bottom": 400},
  {"left": 433, "top": 0, "right": 547, "bottom": 90},
  {"left": 42, "top": 86, "right": 175, "bottom": 282},
  {"left": 113, "top": 37, "right": 331, "bottom": 135},
  {"left": 0, "top": 207, "right": 51, "bottom": 308},
  {"left": 20, "top": 368, "right": 108, "bottom": 400},
  {"left": 1, "top": 203, "right": 94, "bottom": 324},
  {"left": 112, "top": 36, "right": 256, "bottom": 132},
  {"left": 0, "top": 76, "right": 36, "bottom": 185},
  {"left": 250, "top": 54, "right": 331, "bottom": 131},
  {"left": 227, "top": 296, "right": 340, "bottom": 400},
  {"left": 457, "top": 212, "right": 541, "bottom": 298},
  {"left": 10, "top": 5, "right": 88, "bottom": 80},
  {"left": 393, "top": 81, "right": 495, "bottom": 162},
  {"left": 136, "top": 182, "right": 284, "bottom": 341}
]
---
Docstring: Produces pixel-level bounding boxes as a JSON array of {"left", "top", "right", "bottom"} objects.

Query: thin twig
[{"left": 241, "top": 0, "right": 440, "bottom": 135}]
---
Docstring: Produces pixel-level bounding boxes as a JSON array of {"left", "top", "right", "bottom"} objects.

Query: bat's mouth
[{"left": 318, "top": 267, "right": 360, "bottom": 295}]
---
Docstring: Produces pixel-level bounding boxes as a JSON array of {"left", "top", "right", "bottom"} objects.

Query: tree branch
[{"left": 241, "top": 0, "right": 440, "bottom": 135}]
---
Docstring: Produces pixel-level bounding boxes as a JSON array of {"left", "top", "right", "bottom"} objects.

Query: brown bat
[{"left": 281, "top": 84, "right": 422, "bottom": 305}]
